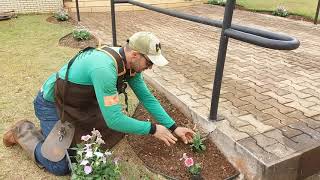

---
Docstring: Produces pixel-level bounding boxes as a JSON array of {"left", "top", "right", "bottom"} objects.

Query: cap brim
[{"left": 147, "top": 54, "right": 168, "bottom": 66}]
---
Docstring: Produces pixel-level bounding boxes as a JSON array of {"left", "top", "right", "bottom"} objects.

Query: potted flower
[
  {"left": 67, "top": 129, "right": 121, "bottom": 180},
  {"left": 181, "top": 153, "right": 203, "bottom": 180}
]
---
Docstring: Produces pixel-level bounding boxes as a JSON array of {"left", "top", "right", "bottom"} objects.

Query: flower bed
[{"left": 127, "top": 88, "right": 239, "bottom": 179}]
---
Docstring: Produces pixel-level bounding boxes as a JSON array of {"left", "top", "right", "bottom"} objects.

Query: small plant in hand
[
  {"left": 70, "top": 129, "right": 121, "bottom": 180},
  {"left": 272, "top": 6, "right": 289, "bottom": 17},
  {"left": 208, "top": 0, "right": 226, "bottom": 6},
  {"left": 191, "top": 131, "right": 206, "bottom": 153},
  {"left": 180, "top": 153, "right": 202, "bottom": 179},
  {"left": 73, "top": 27, "right": 91, "bottom": 41},
  {"left": 54, "top": 9, "right": 69, "bottom": 21}
]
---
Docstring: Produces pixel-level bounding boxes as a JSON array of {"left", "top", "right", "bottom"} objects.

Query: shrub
[
  {"left": 73, "top": 28, "right": 91, "bottom": 41},
  {"left": 54, "top": 9, "right": 69, "bottom": 21},
  {"left": 272, "top": 6, "right": 289, "bottom": 17},
  {"left": 208, "top": 0, "right": 226, "bottom": 6}
]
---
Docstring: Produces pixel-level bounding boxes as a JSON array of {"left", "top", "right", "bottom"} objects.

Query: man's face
[{"left": 130, "top": 52, "right": 153, "bottom": 73}]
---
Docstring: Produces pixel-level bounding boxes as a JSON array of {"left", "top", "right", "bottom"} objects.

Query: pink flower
[
  {"left": 84, "top": 165, "right": 92, "bottom": 174},
  {"left": 184, "top": 157, "right": 194, "bottom": 167}
]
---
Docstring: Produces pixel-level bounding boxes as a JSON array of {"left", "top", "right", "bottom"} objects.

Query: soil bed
[
  {"left": 128, "top": 89, "right": 238, "bottom": 180},
  {"left": 46, "top": 16, "right": 77, "bottom": 25},
  {"left": 59, "top": 33, "right": 99, "bottom": 49}
]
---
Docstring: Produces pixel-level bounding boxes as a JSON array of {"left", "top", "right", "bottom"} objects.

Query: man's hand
[
  {"left": 153, "top": 124, "right": 178, "bottom": 146},
  {"left": 174, "top": 127, "right": 195, "bottom": 144}
]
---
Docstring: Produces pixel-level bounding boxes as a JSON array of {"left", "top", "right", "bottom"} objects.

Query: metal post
[
  {"left": 111, "top": 0, "right": 117, "bottom": 46},
  {"left": 209, "top": 0, "right": 236, "bottom": 121},
  {"left": 75, "top": 0, "right": 80, "bottom": 22},
  {"left": 315, "top": 0, "right": 320, "bottom": 24}
]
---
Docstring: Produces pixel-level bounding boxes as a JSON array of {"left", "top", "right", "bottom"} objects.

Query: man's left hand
[{"left": 173, "top": 127, "right": 195, "bottom": 144}]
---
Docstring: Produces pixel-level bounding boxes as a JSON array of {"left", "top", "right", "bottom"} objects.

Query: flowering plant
[
  {"left": 70, "top": 129, "right": 121, "bottom": 180},
  {"left": 191, "top": 131, "right": 206, "bottom": 153},
  {"left": 180, "top": 153, "right": 201, "bottom": 175}
]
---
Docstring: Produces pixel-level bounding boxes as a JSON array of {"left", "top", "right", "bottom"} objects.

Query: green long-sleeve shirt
[{"left": 41, "top": 48, "right": 175, "bottom": 135}]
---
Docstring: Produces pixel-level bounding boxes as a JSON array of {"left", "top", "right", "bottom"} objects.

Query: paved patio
[{"left": 73, "top": 4, "right": 320, "bottom": 180}]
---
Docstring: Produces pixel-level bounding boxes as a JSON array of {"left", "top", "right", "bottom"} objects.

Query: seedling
[{"left": 190, "top": 131, "right": 206, "bottom": 153}]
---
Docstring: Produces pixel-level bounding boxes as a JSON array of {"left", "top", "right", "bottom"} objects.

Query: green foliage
[
  {"left": 190, "top": 132, "right": 206, "bottom": 153},
  {"left": 73, "top": 28, "right": 91, "bottom": 41},
  {"left": 54, "top": 9, "right": 69, "bottom": 21},
  {"left": 70, "top": 129, "right": 121, "bottom": 180},
  {"left": 208, "top": 0, "right": 226, "bottom": 6},
  {"left": 188, "top": 163, "right": 202, "bottom": 175},
  {"left": 272, "top": 6, "right": 289, "bottom": 17}
]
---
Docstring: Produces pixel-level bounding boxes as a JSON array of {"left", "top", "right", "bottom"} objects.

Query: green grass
[
  {"left": 0, "top": 15, "right": 161, "bottom": 180},
  {"left": 236, "top": 0, "right": 319, "bottom": 20}
]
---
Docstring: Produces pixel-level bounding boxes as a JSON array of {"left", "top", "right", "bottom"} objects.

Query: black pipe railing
[
  {"left": 75, "top": 0, "right": 80, "bottom": 21},
  {"left": 111, "top": 0, "right": 300, "bottom": 121},
  {"left": 315, "top": 0, "right": 320, "bottom": 24}
]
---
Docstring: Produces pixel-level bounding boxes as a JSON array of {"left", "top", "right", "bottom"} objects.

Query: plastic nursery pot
[
  {"left": 191, "top": 174, "right": 203, "bottom": 180},
  {"left": 65, "top": 148, "right": 77, "bottom": 172}
]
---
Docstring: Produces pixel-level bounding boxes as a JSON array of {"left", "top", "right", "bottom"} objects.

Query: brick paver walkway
[{"left": 74, "top": 4, "right": 320, "bottom": 179}]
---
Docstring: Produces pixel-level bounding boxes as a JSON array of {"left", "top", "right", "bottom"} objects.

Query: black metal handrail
[{"left": 111, "top": 0, "right": 300, "bottom": 121}]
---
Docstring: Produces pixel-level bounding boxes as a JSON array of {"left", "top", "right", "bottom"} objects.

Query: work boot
[{"left": 3, "top": 119, "right": 44, "bottom": 161}]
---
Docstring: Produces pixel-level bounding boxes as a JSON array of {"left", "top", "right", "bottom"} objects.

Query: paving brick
[
  {"left": 238, "top": 114, "right": 274, "bottom": 133},
  {"left": 244, "top": 88, "right": 271, "bottom": 101},
  {"left": 283, "top": 86, "right": 312, "bottom": 99},
  {"left": 263, "top": 118, "right": 286, "bottom": 128},
  {"left": 238, "top": 125, "right": 260, "bottom": 136},
  {"left": 220, "top": 92, "right": 250, "bottom": 107},
  {"left": 216, "top": 120, "right": 249, "bottom": 141},
  {"left": 285, "top": 101, "right": 320, "bottom": 117},
  {"left": 176, "top": 94, "right": 202, "bottom": 108},
  {"left": 220, "top": 101, "right": 249, "bottom": 117},
  {"left": 262, "top": 99, "right": 295, "bottom": 114},
  {"left": 280, "top": 126, "right": 303, "bottom": 138},
  {"left": 261, "top": 84, "right": 290, "bottom": 96},
  {"left": 263, "top": 107, "right": 298, "bottom": 125},
  {"left": 240, "top": 96, "right": 272, "bottom": 110},
  {"left": 264, "top": 143, "right": 296, "bottom": 158},
  {"left": 253, "top": 134, "right": 277, "bottom": 147},
  {"left": 238, "top": 137, "right": 279, "bottom": 164},
  {"left": 291, "top": 134, "right": 319, "bottom": 145},
  {"left": 289, "top": 122, "right": 320, "bottom": 140},
  {"left": 238, "top": 104, "right": 273, "bottom": 122},
  {"left": 262, "top": 91, "right": 293, "bottom": 104},
  {"left": 283, "top": 93, "right": 316, "bottom": 108},
  {"left": 279, "top": 80, "right": 307, "bottom": 91}
]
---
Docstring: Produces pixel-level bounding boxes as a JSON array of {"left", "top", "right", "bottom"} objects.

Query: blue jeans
[{"left": 33, "top": 91, "right": 69, "bottom": 176}]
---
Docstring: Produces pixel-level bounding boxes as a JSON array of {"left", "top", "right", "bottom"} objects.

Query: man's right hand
[{"left": 153, "top": 124, "right": 177, "bottom": 146}]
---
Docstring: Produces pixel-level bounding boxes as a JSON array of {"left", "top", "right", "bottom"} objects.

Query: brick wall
[{"left": 0, "top": 0, "right": 63, "bottom": 14}]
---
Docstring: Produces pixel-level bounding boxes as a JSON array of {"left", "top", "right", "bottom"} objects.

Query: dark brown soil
[
  {"left": 59, "top": 33, "right": 99, "bottom": 49},
  {"left": 128, "top": 89, "right": 238, "bottom": 180}
]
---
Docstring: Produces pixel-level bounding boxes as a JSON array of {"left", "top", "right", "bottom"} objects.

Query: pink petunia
[
  {"left": 84, "top": 165, "right": 92, "bottom": 174},
  {"left": 184, "top": 157, "right": 194, "bottom": 167}
]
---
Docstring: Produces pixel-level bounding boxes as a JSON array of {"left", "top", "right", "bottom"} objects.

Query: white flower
[
  {"left": 105, "top": 151, "right": 112, "bottom": 157},
  {"left": 84, "top": 143, "right": 92, "bottom": 151},
  {"left": 96, "top": 137, "right": 105, "bottom": 145},
  {"left": 80, "top": 160, "right": 89, "bottom": 165},
  {"left": 94, "top": 152, "right": 104, "bottom": 158},
  {"left": 85, "top": 150, "right": 93, "bottom": 158},
  {"left": 91, "top": 128, "right": 102, "bottom": 138},
  {"left": 81, "top": 135, "right": 91, "bottom": 141}
]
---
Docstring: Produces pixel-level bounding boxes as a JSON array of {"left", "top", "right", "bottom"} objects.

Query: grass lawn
[
  {"left": 236, "top": 0, "right": 319, "bottom": 20},
  {"left": 0, "top": 15, "right": 161, "bottom": 179}
]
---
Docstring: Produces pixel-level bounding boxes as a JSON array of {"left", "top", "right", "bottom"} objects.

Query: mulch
[{"left": 128, "top": 88, "right": 239, "bottom": 180}]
